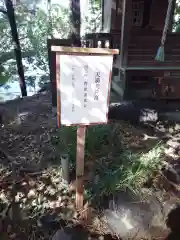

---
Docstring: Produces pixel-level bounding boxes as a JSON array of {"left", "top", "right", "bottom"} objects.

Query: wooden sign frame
[{"left": 52, "top": 46, "right": 119, "bottom": 127}]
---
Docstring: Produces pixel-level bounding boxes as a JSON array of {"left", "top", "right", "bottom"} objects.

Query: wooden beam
[
  {"left": 119, "top": 0, "right": 132, "bottom": 99},
  {"left": 51, "top": 46, "right": 119, "bottom": 55},
  {"left": 120, "top": 0, "right": 132, "bottom": 68}
]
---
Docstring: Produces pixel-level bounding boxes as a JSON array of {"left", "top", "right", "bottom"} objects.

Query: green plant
[{"left": 92, "top": 143, "right": 164, "bottom": 198}]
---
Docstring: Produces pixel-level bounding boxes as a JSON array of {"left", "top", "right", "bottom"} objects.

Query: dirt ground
[{"left": 0, "top": 92, "right": 180, "bottom": 239}]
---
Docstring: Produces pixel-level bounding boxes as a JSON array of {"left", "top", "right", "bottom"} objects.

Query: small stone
[{"left": 27, "top": 189, "right": 36, "bottom": 198}]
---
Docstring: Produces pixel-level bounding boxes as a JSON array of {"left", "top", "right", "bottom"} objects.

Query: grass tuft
[{"left": 90, "top": 144, "right": 164, "bottom": 199}]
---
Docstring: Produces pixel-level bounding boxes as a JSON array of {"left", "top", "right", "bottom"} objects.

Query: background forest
[{"left": 0, "top": 0, "right": 101, "bottom": 100}]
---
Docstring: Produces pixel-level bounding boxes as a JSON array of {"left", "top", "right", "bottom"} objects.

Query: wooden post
[
  {"left": 70, "top": 0, "right": 85, "bottom": 211},
  {"left": 119, "top": 0, "right": 132, "bottom": 99},
  {"left": 76, "top": 126, "right": 86, "bottom": 210}
]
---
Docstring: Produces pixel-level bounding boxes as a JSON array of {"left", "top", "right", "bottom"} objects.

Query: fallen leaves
[{"left": 0, "top": 92, "right": 180, "bottom": 239}]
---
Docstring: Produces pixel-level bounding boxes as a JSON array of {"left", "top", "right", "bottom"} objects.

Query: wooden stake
[
  {"left": 70, "top": 0, "right": 85, "bottom": 212},
  {"left": 76, "top": 126, "right": 86, "bottom": 210},
  {"left": 61, "top": 154, "right": 69, "bottom": 186}
]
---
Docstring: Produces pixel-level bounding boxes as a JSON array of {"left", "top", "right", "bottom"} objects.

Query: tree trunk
[
  {"left": 70, "top": 0, "right": 81, "bottom": 47},
  {"left": 5, "top": 0, "right": 27, "bottom": 97}
]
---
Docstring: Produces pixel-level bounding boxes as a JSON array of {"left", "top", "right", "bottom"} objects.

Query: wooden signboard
[{"left": 52, "top": 46, "right": 119, "bottom": 211}]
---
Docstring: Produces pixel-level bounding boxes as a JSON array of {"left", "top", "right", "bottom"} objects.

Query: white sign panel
[{"left": 58, "top": 55, "right": 113, "bottom": 125}]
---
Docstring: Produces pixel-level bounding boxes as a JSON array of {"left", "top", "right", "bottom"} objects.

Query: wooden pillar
[
  {"left": 102, "top": 0, "right": 115, "bottom": 32},
  {"left": 119, "top": 0, "right": 132, "bottom": 99}
]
